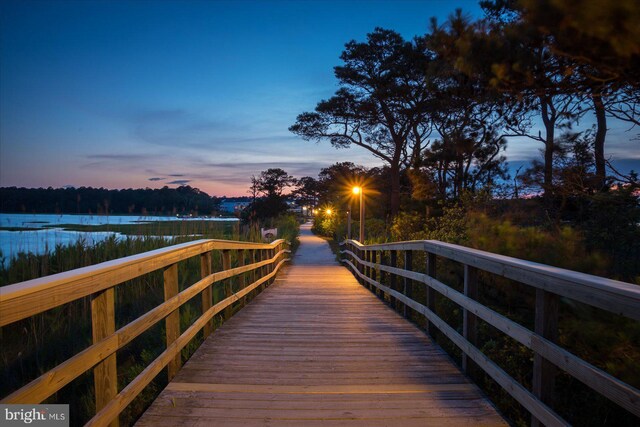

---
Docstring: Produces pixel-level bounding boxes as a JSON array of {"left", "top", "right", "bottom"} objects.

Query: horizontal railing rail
[
  {"left": 0, "top": 238, "right": 290, "bottom": 427},
  {"left": 340, "top": 239, "right": 640, "bottom": 427}
]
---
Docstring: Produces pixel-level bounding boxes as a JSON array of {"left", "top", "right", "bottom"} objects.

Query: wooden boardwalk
[{"left": 136, "top": 224, "right": 507, "bottom": 426}]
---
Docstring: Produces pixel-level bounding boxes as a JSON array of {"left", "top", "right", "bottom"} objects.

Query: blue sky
[{"left": 1, "top": 0, "right": 638, "bottom": 196}]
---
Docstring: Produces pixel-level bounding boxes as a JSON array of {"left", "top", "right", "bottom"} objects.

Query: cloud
[
  {"left": 167, "top": 179, "right": 191, "bottom": 185},
  {"left": 81, "top": 153, "right": 164, "bottom": 170},
  {"left": 123, "top": 107, "right": 242, "bottom": 150},
  {"left": 70, "top": 107, "right": 385, "bottom": 196},
  {"left": 200, "top": 160, "right": 327, "bottom": 171},
  {"left": 85, "top": 153, "right": 151, "bottom": 161},
  {"left": 118, "top": 106, "right": 315, "bottom": 157},
  {"left": 132, "top": 109, "right": 187, "bottom": 122},
  {"left": 219, "top": 161, "right": 329, "bottom": 177}
]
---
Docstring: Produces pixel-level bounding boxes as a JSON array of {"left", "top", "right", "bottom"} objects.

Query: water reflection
[{"left": 0, "top": 213, "right": 237, "bottom": 263}]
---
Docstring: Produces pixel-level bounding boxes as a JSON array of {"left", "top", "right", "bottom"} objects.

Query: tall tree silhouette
[
  {"left": 290, "top": 28, "right": 430, "bottom": 216},
  {"left": 255, "top": 168, "right": 296, "bottom": 198},
  {"left": 243, "top": 168, "right": 296, "bottom": 221},
  {"left": 418, "top": 11, "right": 514, "bottom": 198},
  {"left": 480, "top": 0, "right": 640, "bottom": 193}
]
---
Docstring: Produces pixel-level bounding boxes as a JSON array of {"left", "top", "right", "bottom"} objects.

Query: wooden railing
[
  {"left": 340, "top": 239, "right": 640, "bottom": 427},
  {"left": 0, "top": 238, "right": 290, "bottom": 426}
]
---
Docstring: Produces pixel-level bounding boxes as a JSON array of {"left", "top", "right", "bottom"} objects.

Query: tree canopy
[
  {"left": 0, "top": 186, "right": 219, "bottom": 215},
  {"left": 290, "top": 28, "right": 430, "bottom": 215},
  {"left": 291, "top": 0, "right": 638, "bottom": 217},
  {"left": 254, "top": 168, "right": 296, "bottom": 198}
]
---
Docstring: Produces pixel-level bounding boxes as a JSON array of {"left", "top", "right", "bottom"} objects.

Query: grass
[{"left": 43, "top": 220, "right": 240, "bottom": 236}]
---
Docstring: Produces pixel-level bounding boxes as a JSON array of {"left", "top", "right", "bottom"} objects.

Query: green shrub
[
  {"left": 273, "top": 214, "right": 300, "bottom": 252},
  {"left": 466, "top": 212, "right": 609, "bottom": 275}
]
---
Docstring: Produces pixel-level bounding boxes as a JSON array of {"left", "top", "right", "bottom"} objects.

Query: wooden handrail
[
  {"left": 343, "top": 239, "right": 640, "bottom": 320},
  {"left": 0, "top": 239, "right": 286, "bottom": 327},
  {"left": 86, "top": 256, "right": 288, "bottom": 427},
  {"left": 340, "top": 239, "right": 640, "bottom": 426},
  {"left": 0, "top": 238, "right": 290, "bottom": 427}
]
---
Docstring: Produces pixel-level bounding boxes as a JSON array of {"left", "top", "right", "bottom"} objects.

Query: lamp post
[
  {"left": 352, "top": 186, "right": 364, "bottom": 242},
  {"left": 347, "top": 206, "right": 352, "bottom": 240}
]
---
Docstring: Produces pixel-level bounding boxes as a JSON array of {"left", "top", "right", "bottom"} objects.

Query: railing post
[
  {"left": 239, "top": 249, "right": 247, "bottom": 308},
  {"left": 532, "top": 289, "right": 559, "bottom": 427},
  {"left": 91, "top": 288, "right": 119, "bottom": 427},
  {"left": 251, "top": 249, "right": 258, "bottom": 298},
  {"left": 163, "top": 263, "right": 181, "bottom": 381},
  {"left": 263, "top": 248, "right": 270, "bottom": 287},
  {"left": 363, "top": 248, "right": 368, "bottom": 288},
  {"left": 390, "top": 250, "right": 398, "bottom": 311},
  {"left": 274, "top": 245, "right": 278, "bottom": 277},
  {"left": 352, "top": 245, "right": 356, "bottom": 275},
  {"left": 264, "top": 248, "right": 271, "bottom": 290},
  {"left": 380, "top": 250, "right": 388, "bottom": 294},
  {"left": 371, "top": 250, "right": 378, "bottom": 295},
  {"left": 258, "top": 249, "right": 265, "bottom": 292},
  {"left": 363, "top": 249, "right": 368, "bottom": 288},
  {"left": 426, "top": 252, "right": 437, "bottom": 337},
  {"left": 372, "top": 251, "right": 377, "bottom": 294},
  {"left": 366, "top": 250, "right": 373, "bottom": 293},
  {"left": 222, "top": 250, "right": 232, "bottom": 321},
  {"left": 357, "top": 247, "right": 364, "bottom": 285},
  {"left": 403, "top": 251, "right": 413, "bottom": 319},
  {"left": 268, "top": 247, "right": 273, "bottom": 283},
  {"left": 201, "top": 251, "right": 213, "bottom": 338},
  {"left": 463, "top": 265, "right": 478, "bottom": 377},
  {"left": 345, "top": 242, "right": 349, "bottom": 264},
  {"left": 269, "top": 246, "right": 275, "bottom": 284}
]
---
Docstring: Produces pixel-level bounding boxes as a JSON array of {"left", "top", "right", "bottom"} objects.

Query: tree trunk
[
  {"left": 455, "top": 155, "right": 464, "bottom": 198},
  {"left": 410, "top": 126, "right": 423, "bottom": 170},
  {"left": 390, "top": 163, "right": 401, "bottom": 216},
  {"left": 438, "top": 160, "right": 448, "bottom": 199},
  {"left": 592, "top": 91, "right": 607, "bottom": 191},
  {"left": 540, "top": 97, "right": 556, "bottom": 203}
]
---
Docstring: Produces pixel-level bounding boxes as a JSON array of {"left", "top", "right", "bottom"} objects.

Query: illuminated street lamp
[
  {"left": 326, "top": 208, "right": 333, "bottom": 215},
  {"left": 352, "top": 186, "right": 364, "bottom": 242}
]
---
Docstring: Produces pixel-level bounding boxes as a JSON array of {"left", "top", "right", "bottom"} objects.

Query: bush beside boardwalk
[{"left": 0, "top": 215, "right": 299, "bottom": 426}]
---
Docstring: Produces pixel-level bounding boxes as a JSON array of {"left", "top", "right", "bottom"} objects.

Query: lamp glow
[{"left": 352, "top": 186, "right": 365, "bottom": 242}]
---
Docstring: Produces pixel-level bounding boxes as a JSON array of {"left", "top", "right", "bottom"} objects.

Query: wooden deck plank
[
  {"left": 136, "top": 415, "right": 507, "bottom": 427},
  {"left": 136, "top": 224, "right": 507, "bottom": 426}
]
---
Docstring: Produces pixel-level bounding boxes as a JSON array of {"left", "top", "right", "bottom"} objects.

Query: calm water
[{"left": 0, "top": 213, "right": 238, "bottom": 263}]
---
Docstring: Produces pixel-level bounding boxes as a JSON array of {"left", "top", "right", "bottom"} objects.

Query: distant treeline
[{"left": 0, "top": 186, "right": 220, "bottom": 215}]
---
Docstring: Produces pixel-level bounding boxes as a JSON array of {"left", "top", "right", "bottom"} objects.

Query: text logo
[{"left": 1, "top": 405, "right": 69, "bottom": 427}]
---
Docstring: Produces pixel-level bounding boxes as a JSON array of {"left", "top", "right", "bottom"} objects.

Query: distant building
[
  {"left": 220, "top": 199, "right": 251, "bottom": 213},
  {"left": 286, "top": 200, "right": 302, "bottom": 213}
]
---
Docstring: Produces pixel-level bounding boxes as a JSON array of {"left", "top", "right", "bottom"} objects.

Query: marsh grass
[
  {"left": 48, "top": 219, "right": 240, "bottom": 237},
  {"left": 0, "top": 215, "right": 299, "bottom": 426}
]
